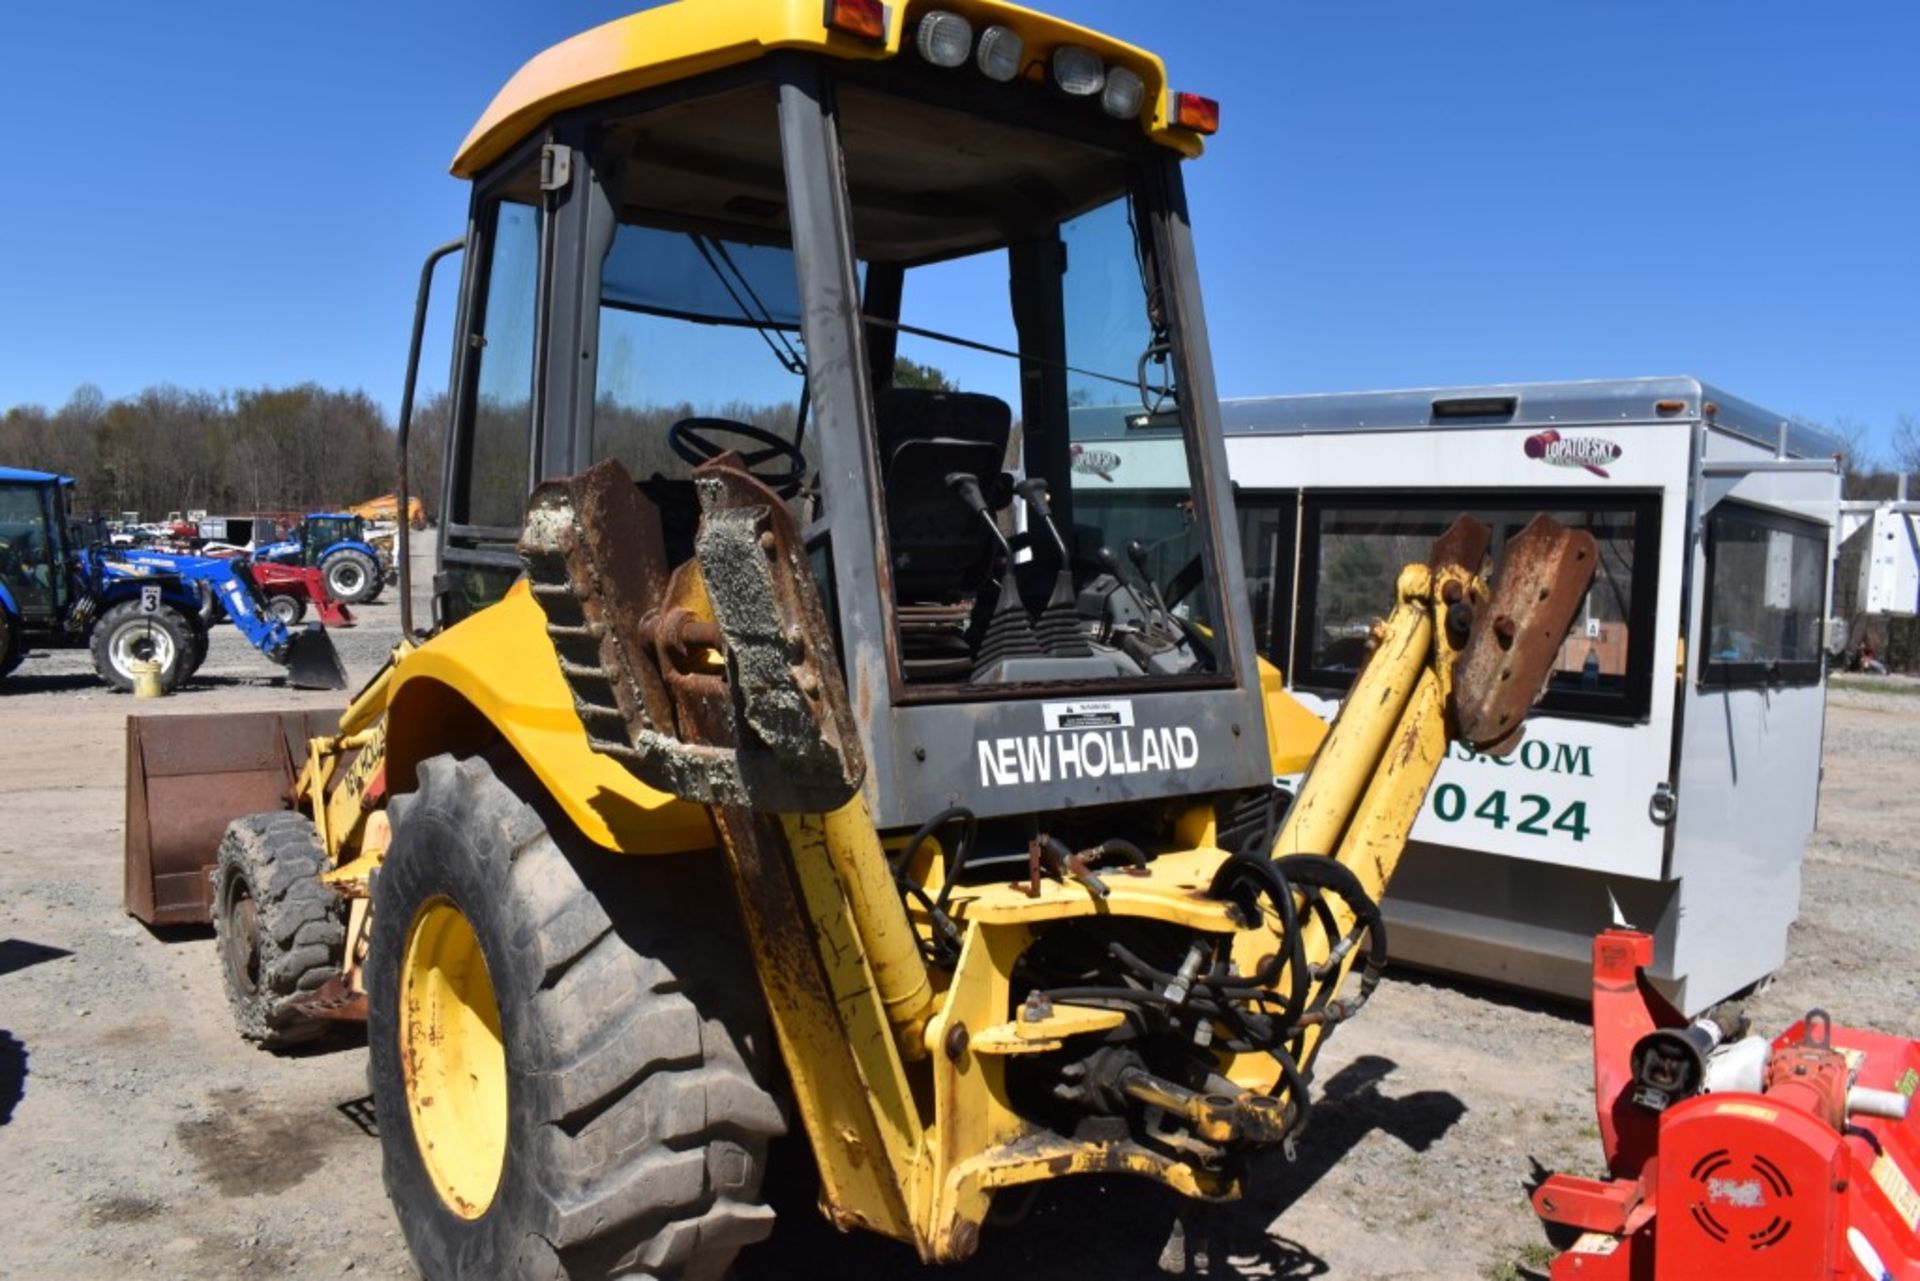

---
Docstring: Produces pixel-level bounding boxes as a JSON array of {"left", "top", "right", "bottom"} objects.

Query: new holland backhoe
[{"left": 125, "top": 3, "right": 1597, "bottom": 1276}]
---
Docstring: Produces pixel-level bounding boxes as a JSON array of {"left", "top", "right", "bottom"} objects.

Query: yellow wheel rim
[{"left": 400, "top": 896, "right": 508, "bottom": 1219}]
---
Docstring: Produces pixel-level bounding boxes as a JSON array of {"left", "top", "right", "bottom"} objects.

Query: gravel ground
[{"left": 3, "top": 550, "right": 1916, "bottom": 1279}]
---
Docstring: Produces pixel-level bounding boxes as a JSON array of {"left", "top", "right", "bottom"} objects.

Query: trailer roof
[
  {"left": 0, "top": 466, "right": 72, "bottom": 485},
  {"left": 453, "top": 0, "right": 1207, "bottom": 178},
  {"left": 1219, "top": 377, "right": 1844, "bottom": 462}
]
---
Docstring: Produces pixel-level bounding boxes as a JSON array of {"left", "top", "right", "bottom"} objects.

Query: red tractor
[{"left": 247, "top": 560, "right": 352, "bottom": 628}]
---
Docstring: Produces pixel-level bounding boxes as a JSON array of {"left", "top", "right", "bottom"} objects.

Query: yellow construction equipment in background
[
  {"left": 130, "top": 2, "right": 1599, "bottom": 1276},
  {"left": 345, "top": 493, "right": 427, "bottom": 529}
]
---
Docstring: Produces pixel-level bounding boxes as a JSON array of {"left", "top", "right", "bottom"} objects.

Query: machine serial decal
[
  {"left": 1523, "top": 429, "right": 1622, "bottom": 478},
  {"left": 1042, "top": 699, "right": 1133, "bottom": 732}
]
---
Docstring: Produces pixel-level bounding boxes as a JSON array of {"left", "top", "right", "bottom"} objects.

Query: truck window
[
  {"left": 1701, "top": 504, "right": 1826, "bottom": 687},
  {"left": 1295, "top": 492, "right": 1659, "bottom": 721},
  {"left": 1237, "top": 495, "right": 1296, "bottom": 666}
]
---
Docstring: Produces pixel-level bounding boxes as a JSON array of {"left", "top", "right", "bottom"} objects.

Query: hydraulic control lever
[
  {"left": 1012, "top": 477, "right": 1069, "bottom": 558},
  {"left": 1012, "top": 477, "right": 1091, "bottom": 657},
  {"left": 948, "top": 471, "right": 1045, "bottom": 676},
  {"left": 946, "top": 472, "right": 1012, "bottom": 555},
  {"left": 1126, "top": 538, "right": 1174, "bottom": 617}
]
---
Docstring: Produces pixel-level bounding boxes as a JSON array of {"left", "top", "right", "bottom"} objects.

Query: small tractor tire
[
  {"left": 368, "top": 754, "right": 783, "bottom": 1280},
  {"left": 266, "top": 593, "right": 307, "bottom": 627},
  {"left": 90, "top": 600, "right": 193, "bottom": 693},
  {"left": 323, "top": 549, "right": 381, "bottom": 605},
  {"left": 183, "top": 615, "right": 210, "bottom": 680},
  {"left": 0, "top": 609, "right": 20, "bottom": 681},
  {"left": 211, "top": 812, "right": 345, "bottom": 1049}
]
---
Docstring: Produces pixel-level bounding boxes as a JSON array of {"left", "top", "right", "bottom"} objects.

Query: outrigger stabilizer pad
[{"left": 284, "top": 625, "right": 348, "bottom": 691}]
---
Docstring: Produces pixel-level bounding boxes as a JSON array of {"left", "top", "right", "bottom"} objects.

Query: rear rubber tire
[
  {"left": 211, "top": 812, "right": 344, "bottom": 1048},
  {"left": 369, "top": 754, "right": 783, "bottom": 1280},
  {"left": 89, "top": 600, "right": 193, "bottom": 693},
  {"left": 323, "top": 549, "right": 381, "bottom": 605},
  {"left": 267, "top": 593, "right": 307, "bottom": 626}
]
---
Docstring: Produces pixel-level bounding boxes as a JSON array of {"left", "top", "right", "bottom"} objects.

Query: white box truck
[{"left": 1071, "top": 377, "right": 1842, "bottom": 1011}]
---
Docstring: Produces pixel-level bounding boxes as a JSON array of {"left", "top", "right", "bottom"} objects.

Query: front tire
[
  {"left": 183, "top": 615, "right": 210, "bottom": 680},
  {"left": 266, "top": 593, "right": 307, "bottom": 626},
  {"left": 323, "top": 549, "right": 381, "bottom": 605},
  {"left": 89, "top": 601, "right": 193, "bottom": 693},
  {"left": 0, "top": 609, "right": 20, "bottom": 681},
  {"left": 369, "top": 755, "right": 783, "bottom": 1280},
  {"left": 211, "top": 812, "right": 344, "bottom": 1048}
]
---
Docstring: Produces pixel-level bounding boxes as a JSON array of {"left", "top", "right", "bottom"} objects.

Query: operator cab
[
  {"left": 436, "top": 2, "right": 1268, "bottom": 824},
  {"left": 0, "top": 468, "right": 73, "bottom": 620},
  {"left": 300, "top": 513, "right": 366, "bottom": 559}
]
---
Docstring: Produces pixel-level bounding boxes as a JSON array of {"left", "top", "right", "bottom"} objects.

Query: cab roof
[
  {"left": 0, "top": 466, "right": 72, "bottom": 486},
  {"left": 454, "top": 0, "right": 1203, "bottom": 178}
]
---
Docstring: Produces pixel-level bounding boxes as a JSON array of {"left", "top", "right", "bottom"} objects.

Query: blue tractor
[
  {"left": 105, "top": 547, "right": 346, "bottom": 690},
  {"left": 2, "top": 466, "right": 204, "bottom": 691},
  {"left": 256, "top": 512, "right": 389, "bottom": 605},
  {"left": 0, "top": 467, "right": 345, "bottom": 692}
]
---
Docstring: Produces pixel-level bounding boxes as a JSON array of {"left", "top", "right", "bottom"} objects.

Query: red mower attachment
[{"left": 1534, "top": 929, "right": 1920, "bottom": 1278}]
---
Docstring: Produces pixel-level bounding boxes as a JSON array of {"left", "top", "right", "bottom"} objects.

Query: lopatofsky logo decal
[
  {"left": 1523, "top": 430, "right": 1621, "bottom": 478},
  {"left": 1069, "top": 443, "right": 1120, "bottom": 482}
]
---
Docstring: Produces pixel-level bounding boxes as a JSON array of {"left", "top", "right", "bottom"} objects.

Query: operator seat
[{"left": 873, "top": 387, "right": 1013, "bottom": 680}]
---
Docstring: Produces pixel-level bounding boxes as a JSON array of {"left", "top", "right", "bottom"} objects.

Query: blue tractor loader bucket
[{"left": 284, "top": 622, "right": 347, "bottom": 691}]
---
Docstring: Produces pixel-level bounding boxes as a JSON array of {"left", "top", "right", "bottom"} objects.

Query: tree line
[
  {"left": 9, "top": 380, "right": 1920, "bottom": 668},
  {"left": 0, "top": 384, "right": 448, "bottom": 522}
]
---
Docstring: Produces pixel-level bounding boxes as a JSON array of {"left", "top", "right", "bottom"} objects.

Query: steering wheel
[{"left": 666, "top": 417, "right": 808, "bottom": 498}]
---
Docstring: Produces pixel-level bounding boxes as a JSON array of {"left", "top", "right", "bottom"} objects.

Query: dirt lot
[{"left": 3, "top": 560, "right": 1916, "bottom": 1278}]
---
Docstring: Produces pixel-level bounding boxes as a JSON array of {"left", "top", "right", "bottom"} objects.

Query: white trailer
[
  {"left": 1070, "top": 377, "right": 1842, "bottom": 1012},
  {"left": 1229, "top": 378, "right": 1850, "bottom": 1011}
]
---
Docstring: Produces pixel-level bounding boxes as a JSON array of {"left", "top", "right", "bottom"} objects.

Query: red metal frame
[
  {"left": 248, "top": 561, "right": 354, "bottom": 627},
  {"left": 1535, "top": 930, "right": 1920, "bottom": 1279}
]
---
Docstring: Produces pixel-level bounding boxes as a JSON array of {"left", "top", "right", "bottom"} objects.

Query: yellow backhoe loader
[{"left": 125, "top": 3, "right": 1598, "bottom": 1276}]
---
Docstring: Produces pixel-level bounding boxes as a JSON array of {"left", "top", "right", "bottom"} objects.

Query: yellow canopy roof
[{"left": 453, "top": 0, "right": 1204, "bottom": 178}]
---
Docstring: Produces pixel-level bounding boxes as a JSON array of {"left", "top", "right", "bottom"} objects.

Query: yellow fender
[{"left": 382, "top": 582, "right": 714, "bottom": 855}]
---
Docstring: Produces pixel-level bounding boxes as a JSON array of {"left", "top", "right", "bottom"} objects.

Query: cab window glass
[
  {"left": 1702, "top": 505, "right": 1825, "bottom": 686},
  {"left": 0, "top": 484, "right": 54, "bottom": 611},
  {"left": 466, "top": 200, "right": 539, "bottom": 527},
  {"left": 835, "top": 83, "right": 1227, "bottom": 694}
]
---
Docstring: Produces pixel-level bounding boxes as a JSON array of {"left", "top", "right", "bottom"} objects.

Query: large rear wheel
[
  {"left": 323, "top": 549, "right": 381, "bottom": 605},
  {"left": 369, "top": 754, "right": 783, "bottom": 1280}
]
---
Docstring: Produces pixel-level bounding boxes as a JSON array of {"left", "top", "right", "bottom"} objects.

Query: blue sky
[{"left": 1, "top": 3, "right": 1913, "bottom": 453}]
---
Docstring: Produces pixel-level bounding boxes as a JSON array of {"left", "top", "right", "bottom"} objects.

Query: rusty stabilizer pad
[
  {"left": 518, "top": 456, "right": 864, "bottom": 812},
  {"left": 1451, "top": 515, "right": 1598, "bottom": 751}
]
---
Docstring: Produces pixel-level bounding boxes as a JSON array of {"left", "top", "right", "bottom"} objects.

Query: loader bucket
[
  {"left": 124, "top": 709, "right": 338, "bottom": 924},
  {"left": 285, "top": 624, "right": 348, "bottom": 690}
]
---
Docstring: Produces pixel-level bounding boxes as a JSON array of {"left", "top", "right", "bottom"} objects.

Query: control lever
[
  {"left": 1126, "top": 539, "right": 1174, "bottom": 617},
  {"left": 949, "top": 472, "right": 1043, "bottom": 677},
  {"left": 946, "top": 473, "right": 1012, "bottom": 554},
  {"left": 1013, "top": 477, "right": 1069, "bottom": 558},
  {"left": 1013, "top": 477, "right": 1090, "bottom": 657},
  {"left": 1098, "top": 546, "right": 1162, "bottom": 629}
]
